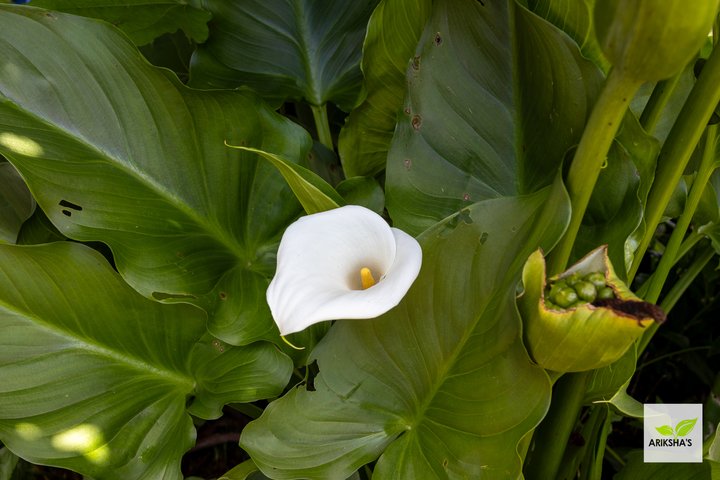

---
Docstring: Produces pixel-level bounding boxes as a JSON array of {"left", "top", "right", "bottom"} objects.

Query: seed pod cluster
[{"left": 544, "top": 271, "right": 616, "bottom": 309}]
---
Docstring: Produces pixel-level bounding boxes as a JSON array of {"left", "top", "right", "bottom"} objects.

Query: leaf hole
[
  {"left": 61, "top": 210, "right": 71, "bottom": 217},
  {"left": 59, "top": 199, "right": 82, "bottom": 211},
  {"left": 433, "top": 32, "right": 443, "bottom": 46}
]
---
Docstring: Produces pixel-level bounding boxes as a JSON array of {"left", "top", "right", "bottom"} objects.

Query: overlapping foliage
[{"left": 0, "top": 0, "right": 719, "bottom": 479}]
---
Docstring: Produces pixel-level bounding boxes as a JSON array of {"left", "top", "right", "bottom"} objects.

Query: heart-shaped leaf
[
  {"left": 0, "top": 5, "right": 310, "bottom": 345},
  {"left": 241, "top": 179, "right": 570, "bottom": 479},
  {"left": 0, "top": 242, "right": 291, "bottom": 479},
  {"left": 338, "top": 0, "right": 432, "bottom": 177},
  {"left": 29, "top": 0, "right": 211, "bottom": 45},
  {"left": 189, "top": 0, "right": 378, "bottom": 110},
  {"left": 385, "top": 0, "right": 602, "bottom": 235}
]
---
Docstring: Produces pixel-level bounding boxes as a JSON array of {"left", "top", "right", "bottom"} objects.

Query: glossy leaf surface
[
  {"left": 0, "top": 242, "right": 291, "bottom": 479},
  {"left": 30, "top": 0, "right": 211, "bottom": 45},
  {"left": 0, "top": 5, "right": 310, "bottom": 345},
  {"left": 190, "top": 0, "right": 379, "bottom": 110},
  {"left": 241, "top": 180, "right": 570, "bottom": 479},
  {"left": 385, "top": 0, "right": 602, "bottom": 235}
]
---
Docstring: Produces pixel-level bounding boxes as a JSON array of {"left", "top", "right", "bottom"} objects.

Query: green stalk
[
  {"left": 643, "top": 124, "right": 718, "bottom": 305},
  {"left": 549, "top": 68, "right": 641, "bottom": 274},
  {"left": 311, "top": 103, "right": 334, "bottom": 151},
  {"left": 640, "top": 73, "right": 683, "bottom": 135},
  {"left": 637, "top": 243, "right": 716, "bottom": 354},
  {"left": 524, "top": 372, "right": 589, "bottom": 480},
  {"left": 629, "top": 46, "right": 720, "bottom": 281}
]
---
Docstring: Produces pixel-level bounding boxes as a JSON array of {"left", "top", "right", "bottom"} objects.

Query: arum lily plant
[
  {"left": 1, "top": 1, "right": 720, "bottom": 479},
  {"left": 266, "top": 205, "right": 422, "bottom": 336}
]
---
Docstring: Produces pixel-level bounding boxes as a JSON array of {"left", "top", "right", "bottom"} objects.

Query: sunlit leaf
[
  {"left": 0, "top": 242, "right": 291, "bottom": 479},
  {"left": 0, "top": 5, "right": 310, "bottom": 345}
]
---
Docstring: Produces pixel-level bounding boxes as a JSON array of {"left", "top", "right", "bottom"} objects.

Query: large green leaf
[
  {"left": 0, "top": 242, "right": 291, "bottom": 479},
  {"left": 240, "top": 180, "right": 571, "bottom": 479},
  {"left": 0, "top": 5, "right": 310, "bottom": 345},
  {"left": 29, "top": 0, "right": 211, "bottom": 45},
  {"left": 337, "top": 0, "right": 432, "bottom": 177},
  {"left": 189, "top": 0, "right": 379, "bottom": 110},
  {"left": 385, "top": 0, "right": 602, "bottom": 235},
  {"left": 0, "top": 162, "right": 34, "bottom": 244}
]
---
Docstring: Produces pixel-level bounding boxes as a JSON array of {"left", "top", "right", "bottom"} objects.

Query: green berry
[
  {"left": 574, "top": 281, "right": 597, "bottom": 302},
  {"left": 597, "top": 287, "right": 615, "bottom": 300},
  {"left": 564, "top": 273, "right": 581, "bottom": 287},
  {"left": 584, "top": 272, "right": 606, "bottom": 289},
  {"left": 553, "top": 288, "right": 578, "bottom": 308}
]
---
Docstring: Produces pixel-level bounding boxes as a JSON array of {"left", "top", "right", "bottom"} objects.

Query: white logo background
[{"left": 644, "top": 403, "right": 703, "bottom": 463}]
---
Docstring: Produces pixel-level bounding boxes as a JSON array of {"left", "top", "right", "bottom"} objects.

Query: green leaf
[
  {"left": 656, "top": 425, "right": 675, "bottom": 436},
  {"left": 189, "top": 0, "right": 379, "bottom": 110},
  {"left": 675, "top": 418, "right": 698, "bottom": 437},
  {"left": 29, "top": 0, "right": 211, "bottom": 45},
  {"left": 16, "top": 208, "right": 65, "bottom": 246},
  {"left": 614, "top": 451, "right": 710, "bottom": 480},
  {"left": 0, "top": 162, "right": 34, "bottom": 244},
  {"left": 527, "top": 0, "right": 610, "bottom": 72},
  {"left": 0, "top": 5, "right": 310, "bottom": 345},
  {"left": 338, "top": 0, "right": 432, "bottom": 177},
  {"left": 385, "top": 0, "right": 602, "bottom": 235},
  {"left": 0, "top": 242, "right": 292, "bottom": 479},
  {"left": 336, "top": 176, "right": 385, "bottom": 214},
  {"left": 227, "top": 145, "right": 342, "bottom": 215},
  {"left": 241, "top": 181, "right": 570, "bottom": 479},
  {"left": 0, "top": 447, "right": 21, "bottom": 480},
  {"left": 584, "top": 343, "right": 638, "bottom": 404}
]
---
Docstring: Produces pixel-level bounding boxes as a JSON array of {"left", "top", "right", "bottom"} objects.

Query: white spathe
[{"left": 267, "top": 205, "right": 422, "bottom": 336}]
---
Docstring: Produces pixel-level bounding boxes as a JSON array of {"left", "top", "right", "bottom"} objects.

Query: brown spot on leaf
[
  {"left": 411, "top": 114, "right": 422, "bottom": 130},
  {"left": 433, "top": 32, "right": 443, "bottom": 46}
]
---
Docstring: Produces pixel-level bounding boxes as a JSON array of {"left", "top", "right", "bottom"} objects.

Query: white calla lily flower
[{"left": 267, "top": 205, "right": 422, "bottom": 336}]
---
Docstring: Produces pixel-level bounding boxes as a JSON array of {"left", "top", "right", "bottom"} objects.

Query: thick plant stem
[
  {"left": 311, "top": 103, "right": 334, "bottom": 151},
  {"left": 643, "top": 124, "right": 718, "bottom": 305},
  {"left": 549, "top": 69, "right": 641, "bottom": 274},
  {"left": 639, "top": 74, "right": 682, "bottom": 135},
  {"left": 629, "top": 46, "right": 720, "bottom": 281},
  {"left": 525, "top": 372, "right": 589, "bottom": 480}
]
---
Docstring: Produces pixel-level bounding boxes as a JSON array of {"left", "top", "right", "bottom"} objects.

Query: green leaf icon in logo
[
  {"left": 654, "top": 418, "right": 697, "bottom": 438},
  {"left": 674, "top": 418, "right": 697, "bottom": 437}
]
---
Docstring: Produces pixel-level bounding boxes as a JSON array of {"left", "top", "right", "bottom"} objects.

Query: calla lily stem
[
  {"left": 311, "top": 103, "right": 334, "bottom": 151},
  {"left": 548, "top": 68, "right": 641, "bottom": 275},
  {"left": 642, "top": 124, "right": 718, "bottom": 305},
  {"left": 629, "top": 45, "right": 720, "bottom": 281}
]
